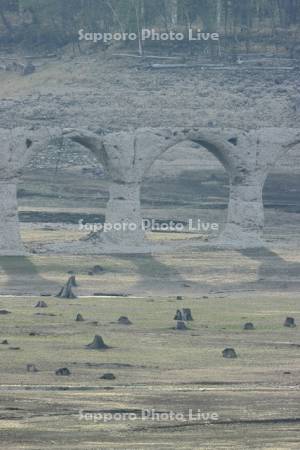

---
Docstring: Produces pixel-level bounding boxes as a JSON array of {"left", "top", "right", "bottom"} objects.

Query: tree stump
[
  {"left": 100, "top": 373, "right": 116, "bottom": 380},
  {"left": 56, "top": 277, "right": 77, "bottom": 299},
  {"left": 55, "top": 367, "right": 71, "bottom": 376},
  {"left": 27, "top": 364, "right": 38, "bottom": 372},
  {"left": 35, "top": 301, "right": 48, "bottom": 308},
  {"left": 243, "top": 322, "right": 255, "bottom": 330},
  {"left": 69, "top": 275, "right": 78, "bottom": 287},
  {"left": 176, "top": 321, "right": 187, "bottom": 330},
  {"left": 92, "top": 265, "right": 104, "bottom": 274},
  {"left": 182, "top": 308, "right": 193, "bottom": 321},
  {"left": 75, "top": 313, "right": 84, "bottom": 322},
  {"left": 174, "top": 309, "right": 193, "bottom": 321},
  {"left": 174, "top": 310, "right": 183, "bottom": 320},
  {"left": 118, "top": 316, "right": 132, "bottom": 325},
  {"left": 86, "top": 335, "right": 109, "bottom": 350},
  {"left": 222, "top": 348, "right": 237, "bottom": 358},
  {"left": 284, "top": 317, "right": 296, "bottom": 328}
]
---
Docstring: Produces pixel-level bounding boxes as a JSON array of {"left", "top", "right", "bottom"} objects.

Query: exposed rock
[
  {"left": 284, "top": 317, "right": 296, "bottom": 328},
  {"left": 86, "top": 335, "right": 109, "bottom": 350},
  {"left": 0, "top": 310, "right": 11, "bottom": 315},
  {"left": 55, "top": 367, "right": 71, "bottom": 376},
  {"left": 222, "top": 348, "right": 237, "bottom": 358},
  {"left": 9, "top": 347, "right": 20, "bottom": 350},
  {"left": 243, "top": 322, "right": 255, "bottom": 330},
  {"left": 1, "top": 340, "right": 8, "bottom": 344},
  {"left": 118, "top": 316, "right": 132, "bottom": 325},
  {"left": 176, "top": 296, "right": 183, "bottom": 300}
]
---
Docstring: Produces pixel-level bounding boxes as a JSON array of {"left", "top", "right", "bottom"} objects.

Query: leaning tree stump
[
  {"left": 69, "top": 275, "right": 78, "bottom": 287},
  {"left": 56, "top": 277, "right": 77, "bottom": 299},
  {"left": 243, "top": 322, "right": 255, "bottom": 330},
  {"left": 85, "top": 335, "right": 109, "bottom": 350},
  {"left": 284, "top": 317, "right": 296, "bottom": 328},
  {"left": 222, "top": 348, "right": 237, "bottom": 358}
]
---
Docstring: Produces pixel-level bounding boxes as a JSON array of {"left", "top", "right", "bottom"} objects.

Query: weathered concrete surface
[
  {"left": 187, "top": 128, "right": 300, "bottom": 247},
  {"left": 60, "top": 127, "right": 300, "bottom": 252},
  {"left": 0, "top": 127, "right": 60, "bottom": 255},
  {"left": 64, "top": 127, "right": 190, "bottom": 250}
]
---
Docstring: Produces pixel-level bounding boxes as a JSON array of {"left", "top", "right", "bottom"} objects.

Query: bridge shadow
[
  {"left": 0, "top": 256, "right": 59, "bottom": 295},
  {"left": 239, "top": 247, "right": 300, "bottom": 287}
]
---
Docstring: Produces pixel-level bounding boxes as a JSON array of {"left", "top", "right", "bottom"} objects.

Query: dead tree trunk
[{"left": 56, "top": 277, "right": 77, "bottom": 299}]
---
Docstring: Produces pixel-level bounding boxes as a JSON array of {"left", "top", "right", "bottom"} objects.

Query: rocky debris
[
  {"left": 86, "top": 335, "right": 109, "bottom": 350},
  {"left": 1, "top": 340, "right": 8, "bottom": 344},
  {"left": 55, "top": 367, "right": 71, "bottom": 376},
  {"left": 35, "top": 300, "right": 48, "bottom": 308},
  {"left": 243, "top": 322, "right": 255, "bottom": 330},
  {"left": 174, "top": 308, "right": 193, "bottom": 321},
  {"left": 0, "top": 310, "right": 11, "bottom": 315},
  {"left": 284, "top": 317, "right": 296, "bottom": 328},
  {"left": 27, "top": 364, "right": 38, "bottom": 372},
  {"left": 100, "top": 373, "right": 116, "bottom": 380},
  {"left": 56, "top": 276, "right": 77, "bottom": 299},
  {"left": 118, "top": 316, "right": 132, "bottom": 325},
  {"left": 75, "top": 313, "right": 84, "bottom": 322},
  {"left": 222, "top": 348, "right": 237, "bottom": 358},
  {"left": 176, "top": 321, "right": 188, "bottom": 330}
]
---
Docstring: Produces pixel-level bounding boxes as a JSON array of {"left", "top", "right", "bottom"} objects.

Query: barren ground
[{"left": 0, "top": 46, "right": 300, "bottom": 449}]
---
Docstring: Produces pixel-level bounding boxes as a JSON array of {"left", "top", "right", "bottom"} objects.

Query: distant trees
[{"left": 0, "top": 0, "right": 299, "bottom": 49}]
